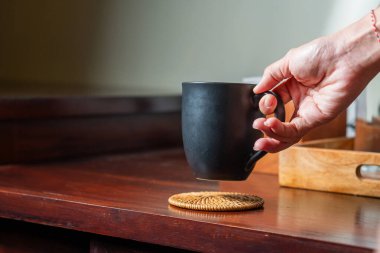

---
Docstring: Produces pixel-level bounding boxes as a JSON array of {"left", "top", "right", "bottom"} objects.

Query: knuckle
[
  {"left": 263, "top": 66, "right": 272, "bottom": 76},
  {"left": 287, "top": 48, "right": 296, "bottom": 56}
]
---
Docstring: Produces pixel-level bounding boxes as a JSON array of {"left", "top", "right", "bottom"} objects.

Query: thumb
[
  {"left": 254, "top": 54, "right": 292, "bottom": 94},
  {"left": 259, "top": 93, "right": 277, "bottom": 115}
]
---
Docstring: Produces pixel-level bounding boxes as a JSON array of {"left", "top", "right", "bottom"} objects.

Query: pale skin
[{"left": 253, "top": 7, "right": 380, "bottom": 153}]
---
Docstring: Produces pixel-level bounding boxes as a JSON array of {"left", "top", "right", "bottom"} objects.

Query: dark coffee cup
[{"left": 182, "top": 82, "right": 285, "bottom": 181}]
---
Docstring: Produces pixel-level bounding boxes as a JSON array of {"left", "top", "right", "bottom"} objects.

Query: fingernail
[
  {"left": 253, "top": 144, "right": 260, "bottom": 151},
  {"left": 263, "top": 120, "right": 270, "bottom": 127},
  {"left": 264, "top": 95, "right": 273, "bottom": 108}
]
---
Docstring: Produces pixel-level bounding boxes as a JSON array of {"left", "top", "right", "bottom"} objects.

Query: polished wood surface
[
  {"left": 279, "top": 137, "right": 380, "bottom": 197},
  {"left": 0, "top": 149, "right": 378, "bottom": 252},
  {"left": 355, "top": 119, "right": 380, "bottom": 152},
  {"left": 0, "top": 96, "right": 181, "bottom": 120},
  {"left": 0, "top": 113, "right": 181, "bottom": 164},
  {"left": 0, "top": 96, "right": 181, "bottom": 164}
]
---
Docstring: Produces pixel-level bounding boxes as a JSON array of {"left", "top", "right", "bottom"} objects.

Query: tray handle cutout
[{"left": 356, "top": 164, "right": 380, "bottom": 180}]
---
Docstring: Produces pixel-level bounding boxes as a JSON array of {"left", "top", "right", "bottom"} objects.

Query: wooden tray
[{"left": 279, "top": 137, "right": 380, "bottom": 198}]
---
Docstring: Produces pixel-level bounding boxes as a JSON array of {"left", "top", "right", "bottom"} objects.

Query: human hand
[{"left": 252, "top": 9, "right": 380, "bottom": 152}]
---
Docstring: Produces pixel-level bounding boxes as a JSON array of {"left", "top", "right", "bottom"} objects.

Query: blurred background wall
[{"left": 0, "top": 0, "right": 379, "bottom": 120}]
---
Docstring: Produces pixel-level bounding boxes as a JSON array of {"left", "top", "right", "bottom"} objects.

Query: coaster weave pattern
[{"left": 168, "top": 191, "right": 264, "bottom": 211}]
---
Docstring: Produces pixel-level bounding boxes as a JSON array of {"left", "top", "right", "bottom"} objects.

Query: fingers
[
  {"left": 257, "top": 77, "right": 295, "bottom": 116},
  {"left": 253, "top": 117, "right": 304, "bottom": 152},
  {"left": 258, "top": 94, "right": 277, "bottom": 115},
  {"left": 252, "top": 51, "right": 307, "bottom": 153},
  {"left": 253, "top": 138, "right": 292, "bottom": 153},
  {"left": 252, "top": 118, "right": 292, "bottom": 143},
  {"left": 253, "top": 54, "right": 292, "bottom": 94},
  {"left": 264, "top": 117, "right": 300, "bottom": 140},
  {"left": 272, "top": 78, "right": 294, "bottom": 104}
]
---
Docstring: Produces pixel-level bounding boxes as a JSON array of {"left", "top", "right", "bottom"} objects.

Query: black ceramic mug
[{"left": 182, "top": 82, "right": 285, "bottom": 181}]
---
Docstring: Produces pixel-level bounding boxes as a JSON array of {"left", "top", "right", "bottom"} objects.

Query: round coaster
[{"left": 168, "top": 191, "right": 264, "bottom": 211}]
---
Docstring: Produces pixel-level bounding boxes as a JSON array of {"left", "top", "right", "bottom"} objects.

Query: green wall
[{"left": 1, "top": 0, "right": 333, "bottom": 96}]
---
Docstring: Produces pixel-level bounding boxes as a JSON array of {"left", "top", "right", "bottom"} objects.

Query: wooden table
[{"left": 0, "top": 148, "right": 379, "bottom": 253}]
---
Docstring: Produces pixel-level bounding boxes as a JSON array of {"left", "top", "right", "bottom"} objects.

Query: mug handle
[{"left": 245, "top": 91, "right": 286, "bottom": 171}]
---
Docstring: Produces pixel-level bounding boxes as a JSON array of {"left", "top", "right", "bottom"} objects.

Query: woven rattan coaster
[{"left": 168, "top": 191, "right": 264, "bottom": 211}]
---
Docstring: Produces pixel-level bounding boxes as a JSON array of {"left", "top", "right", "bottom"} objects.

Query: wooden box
[
  {"left": 355, "top": 119, "right": 380, "bottom": 152},
  {"left": 279, "top": 137, "right": 380, "bottom": 198}
]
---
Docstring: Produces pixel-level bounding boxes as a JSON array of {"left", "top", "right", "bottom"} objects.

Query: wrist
[{"left": 330, "top": 7, "right": 380, "bottom": 78}]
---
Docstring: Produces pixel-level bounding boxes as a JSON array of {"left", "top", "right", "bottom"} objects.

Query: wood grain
[
  {"left": 0, "top": 96, "right": 181, "bottom": 164},
  {"left": 355, "top": 119, "right": 380, "bottom": 152},
  {"left": 373, "top": 116, "right": 380, "bottom": 125},
  {"left": 0, "top": 96, "right": 345, "bottom": 170},
  {"left": 302, "top": 110, "right": 346, "bottom": 141},
  {"left": 279, "top": 137, "right": 380, "bottom": 197},
  {"left": 297, "top": 137, "right": 354, "bottom": 150},
  {"left": 0, "top": 149, "right": 378, "bottom": 252},
  {"left": 0, "top": 96, "right": 181, "bottom": 120}
]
